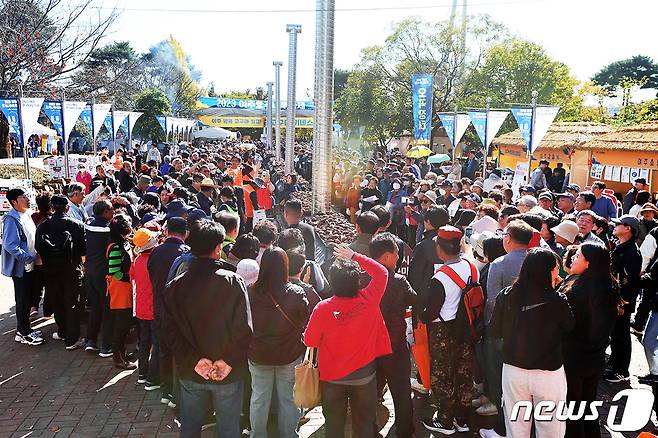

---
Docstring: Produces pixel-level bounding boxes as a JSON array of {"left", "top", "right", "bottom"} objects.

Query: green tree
[
  {"left": 558, "top": 82, "right": 609, "bottom": 123},
  {"left": 614, "top": 99, "right": 658, "bottom": 126},
  {"left": 592, "top": 55, "right": 658, "bottom": 93},
  {"left": 334, "top": 69, "right": 350, "bottom": 101},
  {"left": 132, "top": 88, "right": 172, "bottom": 142}
]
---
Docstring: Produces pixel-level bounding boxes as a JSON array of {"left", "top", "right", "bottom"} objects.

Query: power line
[{"left": 91, "top": 0, "right": 549, "bottom": 15}]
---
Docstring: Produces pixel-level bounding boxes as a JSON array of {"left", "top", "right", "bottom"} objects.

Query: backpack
[
  {"left": 438, "top": 259, "right": 485, "bottom": 343},
  {"left": 38, "top": 224, "right": 73, "bottom": 269}
]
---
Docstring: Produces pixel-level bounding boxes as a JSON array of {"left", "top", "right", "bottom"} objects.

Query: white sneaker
[
  {"left": 410, "top": 378, "right": 430, "bottom": 394},
  {"left": 472, "top": 394, "right": 489, "bottom": 408},
  {"left": 52, "top": 332, "right": 64, "bottom": 341},
  {"left": 476, "top": 401, "right": 498, "bottom": 416},
  {"left": 15, "top": 332, "right": 44, "bottom": 346},
  {"left": 479, "top": 427, "right": 506, "bottom": 438}
]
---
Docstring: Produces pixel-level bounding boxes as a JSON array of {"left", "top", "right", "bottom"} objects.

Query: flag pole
[{"left": 527, "top": 91, "right": 538, "bottom": 184}]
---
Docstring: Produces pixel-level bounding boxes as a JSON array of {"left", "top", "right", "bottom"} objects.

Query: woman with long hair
[
  {"left": 248, "top": 247, "right": 309, "bottom": 438},
  {"left": 490, "top": 247, "right": 574, "bottom": 438},
  {"left": 559, "top": 243, "right": 618, "bottom": 438}
]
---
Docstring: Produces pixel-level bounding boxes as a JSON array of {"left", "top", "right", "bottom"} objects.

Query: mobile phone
[
  {"left": 465, "top": 227, "right": 473, "bottom": 239},
  {"left": 401, "top": 196, "right": 408, "bottom": 204}
]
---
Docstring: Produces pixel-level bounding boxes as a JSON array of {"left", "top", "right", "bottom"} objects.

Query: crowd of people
[{"left": 1, "top": 138, "right": 656, "bottom": 438}]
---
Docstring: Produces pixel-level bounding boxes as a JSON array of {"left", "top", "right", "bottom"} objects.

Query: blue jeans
[
  {"left": 249, "top": 357, "right": 302, "bottom": 438},
  {"left": 643, "top": 311, "right": 658, "bottom": 375},
  {"left": 179, "top": 378, "right": 243, "bottom": 438}
]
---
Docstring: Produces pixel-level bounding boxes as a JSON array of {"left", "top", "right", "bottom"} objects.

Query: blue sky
[{"left": 104, "top": 0, "right": 658, "bottom": 101}]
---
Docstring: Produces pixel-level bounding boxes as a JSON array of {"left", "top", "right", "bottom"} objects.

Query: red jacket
[
  {"left": 130, "top": 249, "right": 154, "bottom": 320},
  {"left": 304, "top": 253, "right": 391, "bottom": 381},
  {"left": 256, "top": 183, "right": 274, "bottom": 210}
]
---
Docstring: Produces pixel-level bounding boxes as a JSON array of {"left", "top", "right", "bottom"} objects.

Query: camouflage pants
[{"left": 428, "top": 320, "right": 474, "bottom": 424}]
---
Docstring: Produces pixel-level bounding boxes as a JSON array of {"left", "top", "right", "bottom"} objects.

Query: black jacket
[
  {"left": 289, "top": 222, "right": 316, "bottom": 261},
  {"left": 248, "top": 282, "right": 309, "bottom": 365},
  {"left": 84, "top": 216, "right": 110, "bottom": 275},
  {"left": 611, "top": 239, "right": 642, "bottom": 304},
  {"left": 163, "top": 257, "right": 252, "bottom": 384},
  {"left": 117, "top": 169, "right": 136, "bottom": 193},
  {"left": 380, "top": 270, "right": 416, "bottom": 351},
  {"left": 148, "top": 237, "right": 189, "bottom": 323},
  {"left": 490, "top": 285, "right": 574, "bottom": 371},
  {"left": 559, "top": 275, "right": 617, "bottom": 373},
  {"left": 408, "top": 229, "right": 441, "bottom": 294},
  {"left": 35, "top": 212, "right": 86, "bottom": 274}
]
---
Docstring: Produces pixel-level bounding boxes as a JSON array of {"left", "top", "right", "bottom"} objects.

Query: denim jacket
[{"left": 1, "top": 209, "right": 35, "bottom": 278}]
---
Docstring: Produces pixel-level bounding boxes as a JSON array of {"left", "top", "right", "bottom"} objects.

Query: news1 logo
[{"left": 510, "top": 389, "right": 654, "bottom": 432}]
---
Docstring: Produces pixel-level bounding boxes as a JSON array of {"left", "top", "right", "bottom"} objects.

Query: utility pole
[
  {"left": 527, "top": 90, "right": 538, "bottom": 183},
  {"left": 273, "top": 61, "right": 283, "bottom": 161},
  {"left": 285, "top": 24, "right": 302, "bottom": 174},
  {"left": 266, "top": 82, "right": 273, "bottom": 151}
]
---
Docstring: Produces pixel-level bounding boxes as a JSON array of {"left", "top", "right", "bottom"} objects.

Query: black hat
[
  {"left": 51, "top": 195, "right": 68, "bottom": 207},
  {"left": 452, "top": 209, "right": 476, "bottom": 228}
]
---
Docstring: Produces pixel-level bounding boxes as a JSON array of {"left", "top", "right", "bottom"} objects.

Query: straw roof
[
  {"left": 492, "top": 122, "right": 612, "bottom": 150},
  {"left": 579, "top": 121, "right": 658, "bottom": 151}
]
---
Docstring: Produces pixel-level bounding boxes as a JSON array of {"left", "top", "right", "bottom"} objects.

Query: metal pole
[
  {"left": 312, "top": 0, "right": 335, "bottom": 212},
  {"left": 453, "top": 106, "right": 458, "bottom": 159},
  {"left": 111, "top": 105, "right": 116, "bottom": 154},
  {"left": 266, "top": 82, "right": 273, "bottom": 151},
  {"left": 61, "top": 89, "right": 70, "bottom": 179},
  {"left": 17, "top": 84, "right": 30, "bottom": 179},
  {"left": 528, "top": 90, "right": 538, "bottom": 183},
  {"left": 91, "top": 97, "right": 97, "bottom": 155},
  {"left": 273, "top": 61, "right": 283, "bottom": 161},
  {"left": 483, "top": 97, "right": 491, "bottom": 179},
  {"left": 285, "top": 24, "right": 302, "bottom": 175}
]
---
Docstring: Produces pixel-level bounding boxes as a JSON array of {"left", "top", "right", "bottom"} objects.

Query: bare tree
[{"left": 0, "top": 0, "right": 118, "bottom": 96}]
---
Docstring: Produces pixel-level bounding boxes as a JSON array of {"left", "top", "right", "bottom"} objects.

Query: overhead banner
[
  {"left": 468, "top": 110, "right": 509, "bottom": 152},
  {"left": 19, "top": 97, "right": 45, "bottom": 143},
  {"left": 198, "top": 115, "right": 314, "bottom": 128},
  {"left": 0, "top": 99, "right": 21, "bottom": 142},
  {"left": 112, "top": 111, "right": 130, "bottom": 138},
  {"left": 197, "top": 96, "right": 314, "bottom": 111},
  {"left": 42, "top": 101, "right": 63, "bottom": 136},
  {"left": 438, "top": 113, "right": 471, "bottom": 148},
  {"left": 511, "top": 106, "right": 560, "bottom": 154},
  {"left": 62, "top": 101, "right": 87, "bottom": 140},
  {"left": 103, "top": 114, "right": 113, "bottom": 137},
  {"left": 92, "top": 103, "right": 112, "bottom": 138},
  {"left": 128, "top": 112, "right": 143, "bottom": 136},
  {"left": 80, "top": 104, "right": 93, "bottom": 134},
  {"left": 156, "top": 116, "right": 167, "bottom": 133},
  {"left": 411, "top": 74, "right": 433, "bottom": 145}
]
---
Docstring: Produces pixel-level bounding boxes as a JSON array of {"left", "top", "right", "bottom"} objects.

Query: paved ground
[{"left": 0, "top": 275, "right": 656, "bottom": 437}]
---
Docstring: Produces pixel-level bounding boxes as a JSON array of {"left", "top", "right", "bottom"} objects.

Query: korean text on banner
[
  {"left": 0, "top": 99, "right": 22, "bottom": 142},
  {"left": 438, "top": 113, "right": 471, "bottom": 148},
  {"left": 411, "top": 74, "right": 433, "bottom": 145},
  {"left": 103, "top": 114, "right": 113, "bottom": 138},
  {"left": 42, "top": 101, "right": 63, "bottom": 136},
  {"left": 19, "top": 98, "right": 45, "bottom": 144},
  {"left": 112, "top": 111, "right": 130, "bottom": 137},
  {"left": 80, "top": 104, "right": 93, "bottom": 134}
]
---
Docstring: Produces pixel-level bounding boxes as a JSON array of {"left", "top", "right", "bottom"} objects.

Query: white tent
[
  {"left": 32, "top": 123, "right": 57, "bottom": 137},
  {"left": 192, "top": 126, "right": 236, "bottom": 140}
]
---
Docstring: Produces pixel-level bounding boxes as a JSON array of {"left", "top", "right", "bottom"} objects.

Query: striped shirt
[{"left": 108, "top": 242, "right": 131, "bottom": 282}]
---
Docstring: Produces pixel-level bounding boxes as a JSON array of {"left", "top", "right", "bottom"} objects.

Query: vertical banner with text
[
  {"left": 19, "top": 97, "right": 45, "bottom": 145},
  {"left": 0, "top": 99, "right": 22, "bottom": 142},
  {"left": 511, "top": 106, "right": 560, "bottom": 155},
  {"left": 43, "top": 101, "right": 64, "bottom": 137},
  {"left": 92, "top": 104, "right": 112, "bottom": 139},
  {"left": 412, "top": 74, "right": 433, "bottom": 145}
]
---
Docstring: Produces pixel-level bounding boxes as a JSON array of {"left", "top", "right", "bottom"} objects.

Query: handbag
[{"left": 294, "top": 347, "right": 320, "bottom": 408}]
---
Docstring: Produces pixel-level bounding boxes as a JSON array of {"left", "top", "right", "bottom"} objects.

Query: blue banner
[
  {"left": 80, "top": 104, "right": 93, "bottom": 134},
  {"left": 511, "top": 107, "right": 533, "bottom": 151},
  {"left": 43, "top": 101, "right": 63, "bottom": 136},
  {"left": 120, "top": 116, "right": 129, "bottom": 135},
  {"left": 411, "top": 74, "right": 433, "bottom": 144},
  {"left": 468, "top": 111, "right": 487, "bottom": 147},
  {"left": 156, "top": 116, "right": 167, "bottom": 133},
  {"left": 103, "top": 114, "right": 113, "bottom": 138},
  {"left": 438, "top": 113, "right": 455, "bottom": 146},
  {"left": 0, "top": 98, "right": 22, "bottom": 143}
]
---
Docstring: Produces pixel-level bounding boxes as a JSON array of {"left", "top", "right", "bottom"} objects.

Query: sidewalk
[{"left": 0, "top": 274, "right": 655, "bottom": 437}]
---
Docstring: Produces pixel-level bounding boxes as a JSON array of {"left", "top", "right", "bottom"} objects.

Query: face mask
[{"left": 393, "top": 183, "right": 401, "bottom": 190}]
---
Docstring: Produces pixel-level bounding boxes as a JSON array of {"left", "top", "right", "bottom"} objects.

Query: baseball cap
[
  {"left": 556, "top": 192, "right": 574, "bottom": 201},
  {"left": 520, "top": 185, "right": 536, "bottom": 193},
  {"left": 440, "top": 179, "right": 453, "bottom": 188},
  {"left": 51, "top": 194, "right": 68, "bottom": 206},
  {"left": 436, "top": 225, "right": 463, "bottom": 241},
  {"left": 611, "top": 214, "right": 640, "bottom": 231},
  {"left": 538, "top": 192, "right": 553, "bottom": 201},
  {"left": 551, "top": 220, "right": 579, "bottom": 244},
  {"left": 465, "top": 193, "right": 482, "bottom": 204},
  {"left": 567, "top": 184, "right": 581, "bottom": 192}
]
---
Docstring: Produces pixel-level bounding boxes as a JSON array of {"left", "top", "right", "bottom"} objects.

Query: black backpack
[{"left": 38, "top": 225, "right": 73, "bottom": 269}]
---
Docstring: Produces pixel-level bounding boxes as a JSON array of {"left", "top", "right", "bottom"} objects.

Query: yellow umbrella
[{"left": 406, "top": 145, "right": 433, "bottom": 158}]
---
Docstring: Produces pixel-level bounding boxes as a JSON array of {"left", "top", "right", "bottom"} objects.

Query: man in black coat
[
  {"left": 35, "top": 195, "right": 86, "bottom": 350},
  {"left": 408, "top": 206, "right": 449, "bottom": 294},
  {"left": 283, "top": 198, "right": 316, "bottom": 261},
  {"left": 148, "top": 217, "right": 189, "bottom": 403}
]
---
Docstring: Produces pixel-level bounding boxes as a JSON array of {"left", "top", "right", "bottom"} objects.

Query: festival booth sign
[{"left": 198, "top": 115, "right": 314, "bottom": 129}]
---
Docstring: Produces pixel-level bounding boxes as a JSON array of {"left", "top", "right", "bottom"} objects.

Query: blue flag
[
  {"left": 411, "top": 74, "right": 433, "bottom": 145},
  {"left": 43, "top": 101, "right": 63, "bottom": 136},
  {"left": 156, "top": 116, "right": 167, "bottom": 133},
  {"left": 80, "top": 104, "right": 93, "bottom": 134},
  {"left": 511, "top": 107, "right": 533, "bottom": 151},
  {"left": 438, "top": 113, "right": 455, "bottom": 146},
  {"left": 103, "top": 114, "right": 113, "bottom": 138},
  {"left": 0, "top": 99, "right": 22, "bottom": 143},
  {"left": 468, "top": 111, "right": 487, "bottom": 147}
]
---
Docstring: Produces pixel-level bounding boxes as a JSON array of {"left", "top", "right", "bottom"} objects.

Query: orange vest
[
  {"left": 227, "top": 167, "right": 243, "bottom": 186},
  {"left": 243, "top": 184, "right": 256, "bottom": 217}
]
